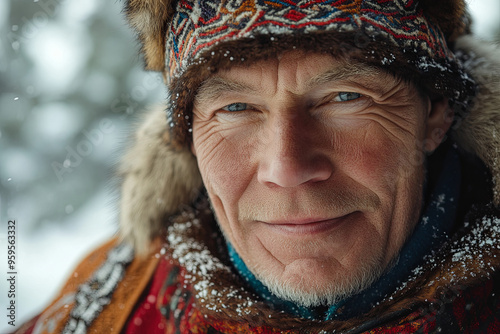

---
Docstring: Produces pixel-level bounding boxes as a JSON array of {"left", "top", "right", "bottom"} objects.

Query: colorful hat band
[{"left": 164, "top": 0, "right": 476, "bottom": 145}]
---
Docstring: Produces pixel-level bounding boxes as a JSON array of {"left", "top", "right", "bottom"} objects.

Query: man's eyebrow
[
  {"left": 307, "top": 63, "right": 383, "bottom": 88},
  {"left": 195, "top": 64, "right": 386, "bottom": 106},
  {"left": 194, "top": 76, "right": 257, "bottom": 106}
]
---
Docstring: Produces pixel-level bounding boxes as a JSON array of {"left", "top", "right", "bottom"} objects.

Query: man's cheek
[
  {"left": 200, "top": 145, "right": 252, "bottom": 200},
  {"left": 339, "top": 135, "right": 400, "bottom": 189}
]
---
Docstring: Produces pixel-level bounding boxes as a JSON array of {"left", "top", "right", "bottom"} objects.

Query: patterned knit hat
[{"left": 125, "top": 0, "right": 476, "bottom": 146}]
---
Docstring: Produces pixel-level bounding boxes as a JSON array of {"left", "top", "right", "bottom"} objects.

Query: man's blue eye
[
  {"left": 335, "top": 92, "right": 362, "bottom": 102},
  {"left": 222, "top": 103, "right": 248, "bottom": 112}
]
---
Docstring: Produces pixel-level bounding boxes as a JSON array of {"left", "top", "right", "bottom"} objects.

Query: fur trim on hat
[
  {"left": 453, "top": 36, "right": 500, "bottom": 205},
  {"left": 119, "top": 36, "right": 500, "bottom": 254},
  {"left": 124, "top": 0, "right": 177, "bottom": 71},
  {"left": 420, "top": 0, "right": 469, "bottom": 41}
]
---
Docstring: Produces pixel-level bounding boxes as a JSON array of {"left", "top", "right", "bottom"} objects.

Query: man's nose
[{"left": 257, "top": 113, "right": 333, "bottom": 188}]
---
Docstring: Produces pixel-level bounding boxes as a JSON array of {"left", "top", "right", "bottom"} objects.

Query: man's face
[{"left": 192, "top": 51, "right": 436, "bottom": 306}]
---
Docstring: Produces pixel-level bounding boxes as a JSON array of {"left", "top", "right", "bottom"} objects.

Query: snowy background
[{"left": 0, "top": 0, "right": 499, "bottom": 332}]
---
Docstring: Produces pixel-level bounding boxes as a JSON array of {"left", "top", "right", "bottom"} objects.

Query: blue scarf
[{"left": 227, "top": 146, "right": 461, "bottom": 320}]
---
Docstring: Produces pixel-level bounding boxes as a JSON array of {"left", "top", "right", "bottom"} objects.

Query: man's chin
[{"left": 254, "top": 259, "right": 384, "bottom": 307}]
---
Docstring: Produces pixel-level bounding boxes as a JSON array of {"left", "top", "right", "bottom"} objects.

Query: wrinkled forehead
[
  {"left": 211, "top": 51, "right": 384, "bottom": 78},
  {"left": 194, "top": 52, "right": 393, "bottom": 101}
]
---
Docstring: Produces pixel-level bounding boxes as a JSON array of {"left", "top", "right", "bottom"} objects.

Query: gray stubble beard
[
  {"left": 210, "top": 197, "right": 389, "bottom": 308},
  {"left": 251, "top": 253, "right": 386, "bottom": 307}
]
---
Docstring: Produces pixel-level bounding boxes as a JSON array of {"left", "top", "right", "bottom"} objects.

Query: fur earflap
[
  {"left": 453, "top": 35, "right": 500, "bottom": 205},
  {"left": 119, "top": 107, "right": 202, "bottom": 255},
  {"left": 125, "top": 0, "right": 177, "bottom": 71}
]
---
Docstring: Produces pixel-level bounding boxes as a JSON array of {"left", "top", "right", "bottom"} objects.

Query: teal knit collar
[{"left": 227, "top": 146, "right": 461, "bottom": 321}]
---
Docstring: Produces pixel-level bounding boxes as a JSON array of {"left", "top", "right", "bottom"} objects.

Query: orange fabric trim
[
  {"left": 88, "top": 240, "right": 161, "bottom": 334},
  {"left": 12, "top": 315, "right": 40, "bottom": 334}
]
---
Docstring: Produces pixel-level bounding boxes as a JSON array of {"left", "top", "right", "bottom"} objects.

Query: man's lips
[{"left": 260, "top": 214, "right": 353, "bottom": 235}]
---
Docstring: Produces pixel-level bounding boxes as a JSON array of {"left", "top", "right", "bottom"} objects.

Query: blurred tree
[{"left": 0, "top": 0, "right": 165, "bottom": 232}]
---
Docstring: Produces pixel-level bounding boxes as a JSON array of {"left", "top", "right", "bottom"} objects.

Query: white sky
[{"left": 467, "top": 0, "right": 500, "bottom": 40}]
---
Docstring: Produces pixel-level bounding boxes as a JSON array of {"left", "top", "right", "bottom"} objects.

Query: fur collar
[{"left": 118, "top": 35, "right": 500, "bottom": 255}]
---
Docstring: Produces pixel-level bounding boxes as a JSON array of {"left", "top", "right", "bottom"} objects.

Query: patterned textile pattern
[
  {"left": 62, "top": 243, "right": 135, "bottom": 334},
  {"left": 167, "top": 0, "right": 453, "bottom": 78}
]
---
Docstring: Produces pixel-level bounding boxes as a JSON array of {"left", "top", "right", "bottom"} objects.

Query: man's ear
[{"left": 424, "top": 97, "right": 454, "bottom": 153}]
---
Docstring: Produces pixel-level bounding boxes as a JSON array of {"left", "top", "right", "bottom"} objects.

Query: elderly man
[{"left": 16, "top": 0, "right": 500, "bottom": 333}]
